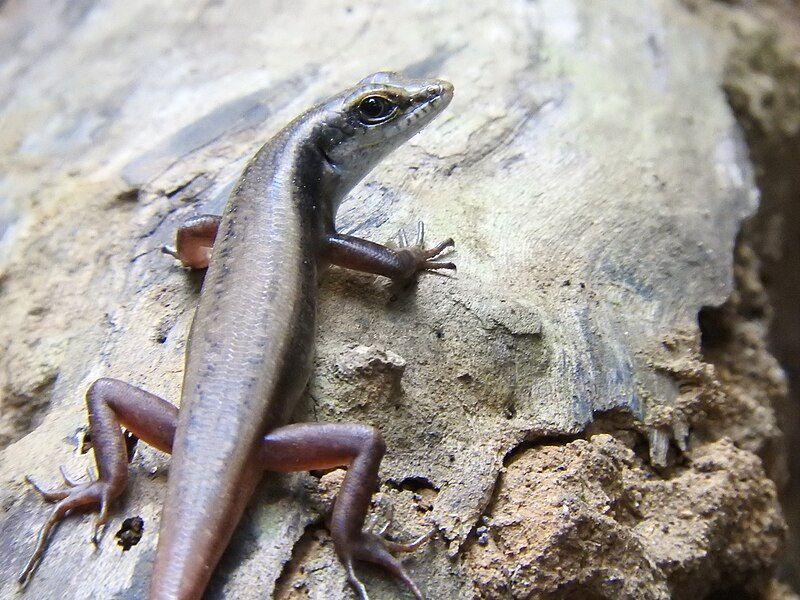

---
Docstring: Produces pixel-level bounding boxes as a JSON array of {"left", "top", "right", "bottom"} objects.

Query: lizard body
[{"left": 20, "top": 72, "right": 455, "bottom": 600}]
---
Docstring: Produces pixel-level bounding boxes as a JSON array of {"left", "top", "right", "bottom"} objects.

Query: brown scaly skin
[{"left": 19, "top": 72, "right": 455, "bottom": 600}]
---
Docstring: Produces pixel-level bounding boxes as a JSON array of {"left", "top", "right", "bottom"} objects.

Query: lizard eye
[{"left": 357, "top": 95, "right": 398, "bottom": 124}]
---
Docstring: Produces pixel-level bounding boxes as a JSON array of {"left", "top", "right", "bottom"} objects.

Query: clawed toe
[
  {"left": 393, "top": 222, "right": 456, "bottom": 281},
  {"left": 343, "top": 559, "right": 370, "bottom": 600},
  {"left": 423, "top": 259, "right": 456, "bottom": 272},
  {"left": 365, "top": 501, "right": 395, "bottom": 538},
  {"left": 339, "top": 529, "right": 432, "bottom": 600},
  {"left": 424, "top": 237, "right": 454, "bottom": 260},
  {"left": 398, "top": 228, "right": 410, "bottom": 248},
  {"left": 414, "top": 222, "right": 425, "bottom": 247},
  {"left": 91, "top": 511, "right": 108, "bottom": 545},
  {"left": 364, "top": 510, "right": 390, "bottom": 538},
  {"left": 25, "top": 465, "right": 97, "bottom": 503},
  {"left": 372, "top": 520, "right": 391, "bottom": 538},
  {"left": 396, "top": 222, "right": 454, "bottom": 256},
  {"left": 19, "top": 476, "right": 113, "bottom": 584},
  {"left": 382, "top": 529, "right": 434, "bottom": 554},
  {"left": 25, "top": 475, "right": 70, "bottom": 503},
  {"left": 59, "top": 465, "right": 81, "bottom": 487},
  {"left": 397, "top": 222, "right": 424, "bottom": 249}
]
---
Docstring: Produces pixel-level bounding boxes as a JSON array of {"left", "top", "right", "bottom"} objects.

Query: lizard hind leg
[
  {"left": 260, "top": 422, "right": 431, "bottom": 600},
  {"left": 19, "top": 378, "right": 178, "bottom": 585},
  {"left": 19, "top": 474, "right": 114, "bottom": 584}
]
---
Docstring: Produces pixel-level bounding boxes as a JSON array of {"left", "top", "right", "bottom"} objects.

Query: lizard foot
[
  {"left": 395, "top": 221, "right": 455, "bottom": 277},
  {"left": 19, "top": 467, "right": 115, "bottom": 585},
  {"left": 339, "top": 528, "right": 433, "bottom": 600}
]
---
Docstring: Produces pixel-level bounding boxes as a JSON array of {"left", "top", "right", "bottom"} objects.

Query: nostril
[{"left": 426, "top": 84, "right": 440, "bottom": 97}]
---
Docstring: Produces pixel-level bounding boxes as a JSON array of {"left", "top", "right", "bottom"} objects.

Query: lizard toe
[
  {"left": 338, "top": 529, "right": 429, "bottom": 600},
  {"left": 19, "top": 478, "right": 114, "bottom": 584}
]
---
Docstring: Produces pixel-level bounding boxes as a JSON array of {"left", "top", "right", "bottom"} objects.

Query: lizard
[{"left": 18, "top": 71, "right": 455, "bottom": 600}]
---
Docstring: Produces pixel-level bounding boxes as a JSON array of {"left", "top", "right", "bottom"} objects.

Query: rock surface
[
  {"left": 465, "top": 435, "right": 783, "bottom": 599},
  {"left": 0, "top": 0, "right": 794, "bottom": 598}
]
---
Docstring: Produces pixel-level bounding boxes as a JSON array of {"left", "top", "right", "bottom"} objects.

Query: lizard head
[{"left": 316, "top": 72, "right": 453, "bottom": 199}]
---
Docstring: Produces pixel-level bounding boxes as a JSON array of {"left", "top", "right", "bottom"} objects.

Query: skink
[{"left": 20, "top": 71, "right": 455, "bottom": 600}]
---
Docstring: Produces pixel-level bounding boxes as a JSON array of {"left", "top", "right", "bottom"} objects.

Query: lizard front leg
[
  {"left": 324, "top": 221, "right": 455, "bottom": 284},
  {"left": 261, "top": 423, "right": 430, "bottom": 600},
  {"left": 162, "top": 214, "right": 221, "bottom": 269},
  {"left": 19, "top": 378, "right": 178, "bottom": 584}
]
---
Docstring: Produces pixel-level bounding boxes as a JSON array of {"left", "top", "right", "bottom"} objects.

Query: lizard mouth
[
  {"left": 407, "top": 81, "right": 453, "bottom": 122},
  {"left": 413, "top": 81, "right": 454, "bottom": 104},
  {"left": 399, "top": 86, "right": 452, "bottom": 129}
]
